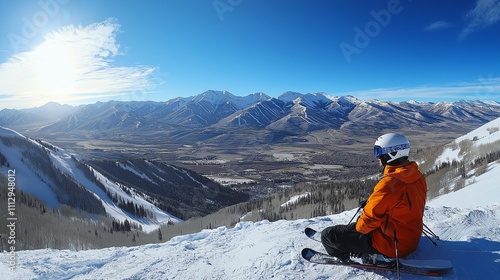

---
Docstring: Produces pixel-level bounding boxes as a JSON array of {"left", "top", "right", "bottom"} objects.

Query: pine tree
[
  {"left": 124, "top": 219, "right": 131, "bottom": 231},
  {"left": 158, "top": 228, "right": 163, "bottom": 241}
]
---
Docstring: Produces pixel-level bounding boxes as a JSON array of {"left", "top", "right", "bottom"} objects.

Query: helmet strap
[
  {"left": 380, "top": 153, "right": 408, "bottom": 167},
  {"left": 379, "top": 154, "right": 391, "bottom": 167}
]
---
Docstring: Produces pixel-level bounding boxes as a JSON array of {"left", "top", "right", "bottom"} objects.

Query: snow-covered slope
[
  {"left": 427, "top": 162, "right": 500, "bottom": 208},
  {"left": 2, "top": 120, "right": 500, "bottom": 279},
  {"left": 2, "top": 190, "right": 499, "bottom": 279},
  {"left": 0, "top": 127, "right": 60, "bottom": 206},
  {"left": 0, "top": 126, "right": 181, "bottom": 232},
  {"left": 3, "top": 167, "right": 500, "bottom": 279},
  {"left": 427, "top": 116, "right": 500, "bottom": 207},
  {"left": 436, "top": 116, "right": 500, "bottom": 165}
]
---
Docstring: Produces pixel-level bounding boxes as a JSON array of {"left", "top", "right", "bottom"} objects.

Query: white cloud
[
  {"left": 460, "top": 0, "right": 500, "bottom": 39},
  {"left": 423, "top": 21, "right": 452, "bottom": 31},
  {"left": 0, "top": 19, "right": 156, "bottom": 109},
  {"left": 339, "top": 76, "right": 500, "bottom": 102}
]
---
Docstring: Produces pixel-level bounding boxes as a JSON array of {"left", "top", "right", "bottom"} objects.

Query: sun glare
[{"left": 34, "top": 41, "right": 75, "bottom": 102}]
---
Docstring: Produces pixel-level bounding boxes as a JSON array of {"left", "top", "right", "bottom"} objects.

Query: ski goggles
[{"left": 374, "top": 143, "right": 410, "bottom": 158}]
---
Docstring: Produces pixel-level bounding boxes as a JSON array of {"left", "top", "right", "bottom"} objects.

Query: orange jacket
[{"left": 356, "top": 161, "right": 427, "bottom": 257}]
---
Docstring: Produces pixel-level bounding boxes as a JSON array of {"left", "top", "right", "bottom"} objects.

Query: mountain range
[
  {"left": 2, "top": 91, "right": 500, "bottom": 144},
  {"left": 2, "top": 90, "right": 499, "bottom": 187}
]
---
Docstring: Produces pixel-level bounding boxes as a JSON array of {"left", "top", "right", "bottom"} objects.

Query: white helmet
[{"left": 374, "top": 133, "right": 410, "bottom": 164}]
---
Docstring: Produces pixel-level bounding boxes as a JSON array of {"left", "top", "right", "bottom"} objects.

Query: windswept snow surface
[{"left": 3, "top": 179, "right": 500, "bottom": 279}]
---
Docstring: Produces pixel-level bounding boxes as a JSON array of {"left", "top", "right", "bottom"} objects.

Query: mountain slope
[
  {"left": 88, "top": 158, "right": 249, "bottom": 219},
  {"left": 0, "top": 127, "right": 248, "bottom": 231},
  {"left": 0, "top": 102, "right": 75, "bottom": 128},
  {"left": 2, "top": 119, "right": 500, "bottom": 279},
  {"left": 2, "top": 184, "right": 499, "bottom": 279},
  {"left": 0, "top": 126, "right": 181, "bottom": 231},
  {"left": 5, "top": 93, "right": 500, "bottom": 145},
  {"left": 434, "top": 116, "right": 500, "bottom": 166}
]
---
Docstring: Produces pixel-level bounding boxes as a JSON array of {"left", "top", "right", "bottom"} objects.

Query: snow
[
  {"left": 3, "top": 119, "right": 500, "bottom": 279},
  {"left": 0, "top": 127, "right": 60, "bottom": 207},
  {"left": 273, "top": 153, "right": 294, "bottom": 161},
  {"left": 206, "top": 175, "right": 255, "bottom": 186},
  {"left": 427, "top": 162, "right": 500, "bottom": 208},
  {"left": 3, "top": 166, "right": 499, "bottom": 280},
  {"left": 0, "top": 126, "right": 181, "bottom": 232},
  {"left": 309, "top": 164, "right": 343, "bottom": 170},
  {"left": 436, "top": 117, "right": 500, "bottom": 165},
  {"left": 44, "top": 143, "right": 182, "bottom": 232},
  {"left": 117, "top": 161, "right": 158, "bottom": 185},
  {"left": 190, "top": 90, "right": 270, "bottom": 110},
  {"left": 281, "top": 192, "right": 310, "bottom": 207},
  {"left": 0, "top": 126, "right": 25, "bottom": 138},
  {"left": 3, "top": 200, "right": 500, "bottom": 279}
]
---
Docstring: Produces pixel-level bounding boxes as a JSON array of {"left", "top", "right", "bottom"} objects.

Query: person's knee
[
  {"left": 321, "top": 227, "right": 332, "bottom": 243},
  {"left": 321, "top": 226, "right": 339, "bottom": 243}
]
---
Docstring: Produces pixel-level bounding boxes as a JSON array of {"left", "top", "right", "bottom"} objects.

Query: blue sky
[{"left": 1, "top": 0, "right": 500, "bottom": 109}]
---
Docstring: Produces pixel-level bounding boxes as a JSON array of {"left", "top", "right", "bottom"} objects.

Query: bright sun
[{"left": 34, "top": 41, "right": 75, "bottom": 102}]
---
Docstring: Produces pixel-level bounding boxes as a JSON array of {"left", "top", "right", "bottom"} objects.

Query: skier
[{"left": 321, "top": 133, "right": 427, "bottom": 261}]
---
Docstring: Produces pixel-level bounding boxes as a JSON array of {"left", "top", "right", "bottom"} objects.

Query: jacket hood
[{"left": 383, "top": 161, "right": 422, "bottom": 184}]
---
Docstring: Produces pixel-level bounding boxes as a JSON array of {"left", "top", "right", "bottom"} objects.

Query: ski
[
  {"left": 301, "top": 248, "right": 453, "bottom": 277},
  {"left": 303, "top": 227, "right": 453, "bottom": 276},
  {"left": 305, "top": 227, "right": 322, "bottom": 242}
]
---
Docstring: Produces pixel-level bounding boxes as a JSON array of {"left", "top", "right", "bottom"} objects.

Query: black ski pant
[{"left": 321, "top": 223, "right": 379, "bottom": 258}]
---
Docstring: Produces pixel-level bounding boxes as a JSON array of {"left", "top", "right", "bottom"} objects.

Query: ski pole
[
  {"left": 422, "top": 229, "right": 438, "bottom": 246},
  {"left": 423, "top": 223, "right": 440, "bottom": 240},
  {"left": 422, "top": 223, "right": 439, "bottom": 246},
  {"left": 348, "top": 199, "right": 367, "bottom": 224},
  {"left": 348, "top": 206, "right": 362, "bottom": 224},
  {"left": 394, "top": 230, "right": 400, "bottom": 280}
]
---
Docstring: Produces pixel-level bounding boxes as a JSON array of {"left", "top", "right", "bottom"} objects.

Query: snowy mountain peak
[
  {"left": 2, "top": 90, "right": 500, "bottom": 137},
  {"left": 192, "top": 90, "right": 234, "bottom": 103},
  {"left": 278, "top": 92, "right": 336, "bottom": 108},
  {"left": 190, "top": 90, "right": 270, "bottom": 110},
  {"left": 323, "top": 94, "right": 353, "bottom": 102},
  {"left": 278, "top": 91, "right": 303, "bottom": 102},
  {"left": 247, "top": 92, "right": 272, "bottom": 103}
]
